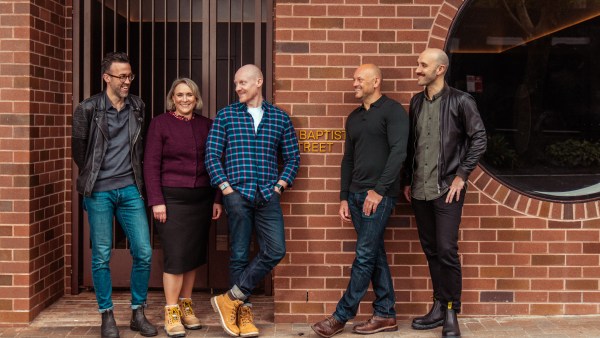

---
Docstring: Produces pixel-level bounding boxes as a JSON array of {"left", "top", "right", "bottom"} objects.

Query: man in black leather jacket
[
  {"left": 403, "top": 48, "right": 486, "bottom": 338},
  {"left": 72, "top": 52, "right": 157, "bottom": 338}
]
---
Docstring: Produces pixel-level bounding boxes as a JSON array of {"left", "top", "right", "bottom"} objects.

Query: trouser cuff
[
  {"left": 443, "top": 300, "right": 461, "bottom": 312},
  {"left": 373, "top": 313, "right": 396, "bottom": 319},
  {"left": 231, "top": 285, "right": 247, "bottom": 301},
  {"left": 332, "top": 313, "right": 346, "bottom": 324},
  {"left": 98, "top": 307, "right": 114, "bottom": 313}
]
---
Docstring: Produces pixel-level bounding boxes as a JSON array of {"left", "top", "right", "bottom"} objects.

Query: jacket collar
[
  {"left": 424, "top": 83, "right": 449, "bottom": 102},
  {"left": 103, "top": 91, "right": 131, "bottom": 112}
]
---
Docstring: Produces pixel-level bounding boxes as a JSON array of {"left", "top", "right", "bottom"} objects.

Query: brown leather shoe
[
  {"left": 311, "top": 316, "right": 345, "bottom": 338},
  {"left": 352, "top": 316, "right": 398, "bottom": 334}
]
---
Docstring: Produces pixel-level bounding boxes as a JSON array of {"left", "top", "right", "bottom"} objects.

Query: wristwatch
[
  {"left": 274, "top": 183, "right": 285, "bottom": 193},
  {"left": 219, "top": 182, "right": 230, "bottom": 191}
]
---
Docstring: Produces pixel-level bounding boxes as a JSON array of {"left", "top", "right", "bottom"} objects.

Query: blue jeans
[
  {"left": 334, "top": 192, "right": 396, "bottom": 323},
  {"left": 222, "top": 190, "right": 286, "bottom": 299},
  {"left": 83, "top": 184, "right": 152, "bottom": 311}
]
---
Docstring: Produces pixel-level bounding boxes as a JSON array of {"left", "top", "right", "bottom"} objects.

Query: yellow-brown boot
[
  {"left": 178, "top": 298, "right": 202, "bottom": 330},
  {"left": 211, "top": 293, "right": 243, "bottom": 337},
  {"left": 164, "top": 305, "right": 186, "bottom": 338},
  {"left": 238, "top": 304, "right": 259, "bottom": 337}
]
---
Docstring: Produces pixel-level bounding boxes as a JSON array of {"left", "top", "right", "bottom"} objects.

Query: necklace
[{"left": 169, "top": 111, "right": 195, "bottom": 121}]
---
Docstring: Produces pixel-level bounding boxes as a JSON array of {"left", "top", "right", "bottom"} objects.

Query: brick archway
[{"left": 426, "top": 0, "right": 463, "bottom": 49}]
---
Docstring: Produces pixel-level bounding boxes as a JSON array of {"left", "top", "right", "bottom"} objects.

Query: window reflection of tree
[{"left": 501, "top": 1, "right": 567, "bottom": 159}]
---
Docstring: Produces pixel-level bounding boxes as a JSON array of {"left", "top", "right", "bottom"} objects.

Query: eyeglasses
[{"left": 105, "top": 73, "right": 135, "bottom": 82}]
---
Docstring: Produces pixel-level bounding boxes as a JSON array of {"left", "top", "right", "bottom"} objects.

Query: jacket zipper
[
  {"left": 131, "top": 108, "right": 143, "bottom": 199},
  {"left": 437, "top": 101, "right": 443, "bottom": 194}
]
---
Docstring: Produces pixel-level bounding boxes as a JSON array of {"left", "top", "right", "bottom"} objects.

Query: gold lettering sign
[{"left": 297, "top": 129, "right": 346, "bottom": 153}]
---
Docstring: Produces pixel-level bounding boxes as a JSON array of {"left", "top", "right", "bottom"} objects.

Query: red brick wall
[
  {"left": 0, "top": 0, "right": 72, "bottom": 324},
  {"left": 1, "top": 0, "right": 599, "bottom": 326},
  {"left": 272, "top": 0, "right": 600, "bottom": 323}
]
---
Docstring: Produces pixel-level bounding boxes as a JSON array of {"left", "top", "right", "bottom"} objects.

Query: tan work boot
[
  {"left": 178, "top": 298, "right": 202, "bottom": 330},
  {"left": 238, "top": 304, "right": 259, "bottom": 337},
  {"left": 164, "top": 305, "right": 186, "bottom": 338},
  {"left": 211, "top": 293, "right": 243, "bottom": 337}
]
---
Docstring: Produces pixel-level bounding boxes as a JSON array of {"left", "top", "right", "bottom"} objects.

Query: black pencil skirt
[{"left": 155, "top": 186, "right": 213, "bottom": 274}]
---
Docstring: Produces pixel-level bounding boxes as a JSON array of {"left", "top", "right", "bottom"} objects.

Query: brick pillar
[{"left": 0, "top": 0, "right": 72, "bottom": 324}]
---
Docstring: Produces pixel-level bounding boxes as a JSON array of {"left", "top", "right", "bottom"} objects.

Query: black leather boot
[
  {"left": 442, "top": 308, "right": 461, "bottom": 337},
  {"left": 412, "top": 298, "right": 445, "bottom": 330},
  {"left": 101, "top": 309, "right": 120, "bottom": 338},
  {"left": 130, "top": 307, "right": 158, "bottom": 337}
]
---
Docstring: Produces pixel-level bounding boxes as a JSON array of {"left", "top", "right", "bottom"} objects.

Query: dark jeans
[
  {"left": 222, "top": 190, "right": 286, "bottom": 299},
  {"left": 333, "top": 192, "right": 397, "bottom": 323},
  {"left": 411, "top": 189, "right": 465, "bottom": 310}
]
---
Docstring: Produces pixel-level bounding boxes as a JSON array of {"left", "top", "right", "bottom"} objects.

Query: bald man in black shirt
[{"left": 311, "top": 64, "right": 409, "bottom": 337}]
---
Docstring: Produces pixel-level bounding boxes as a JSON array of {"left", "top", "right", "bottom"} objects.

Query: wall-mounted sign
[
  {"left": 466, "top": 75, "right": 483, "bottom": 93},
  {"left": 297, "top": 129, "right": 346, "bottom": 153}
]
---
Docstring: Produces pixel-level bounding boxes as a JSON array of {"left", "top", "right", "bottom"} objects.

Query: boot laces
[
  {"left": 180, "top": 299, "right": 195, "bottom": 317},
  {"left": 167, "top": 306, "right": 182, "bottom": 325},
  {"left": 226, "top": 298, "right": 241, "bottom": 324},
  {"left": 239, "top": 306, "right": 254, "bottom": 326},
  {"left": 326, "top": 315, "right": 338, "bottom": 327}
]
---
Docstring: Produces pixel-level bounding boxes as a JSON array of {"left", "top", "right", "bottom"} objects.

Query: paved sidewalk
[{"left": 1, "top": 291, "right": 600, "bottom": 337}]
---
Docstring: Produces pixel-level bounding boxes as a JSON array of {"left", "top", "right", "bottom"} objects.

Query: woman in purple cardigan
[{"left": 144, "top": 78, "right": 222, "bottom": 337}]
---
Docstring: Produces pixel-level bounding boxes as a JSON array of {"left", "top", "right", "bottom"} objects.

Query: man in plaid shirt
[{"left": 206, "top": 64, "right": 300, "bottom": 338}]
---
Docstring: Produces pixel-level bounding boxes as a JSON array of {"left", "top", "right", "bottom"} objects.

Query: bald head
[
  {"left": 356, "top": 64, "right": 382, "bottom": 81},
  {"left": 353, "top": 64, "right": 383, "bottom": 106},
  {"left": 234, "top": 64, "right": 264, "bottom": 107},
  {"left": 236, "top": 64, "right": 263, "bottom": 82},
  {"left": 421, "top": 48, "right": 449, "bottom": 68},
  {"left": 416, "top": 48, "right": 449, "bottom": 93}
]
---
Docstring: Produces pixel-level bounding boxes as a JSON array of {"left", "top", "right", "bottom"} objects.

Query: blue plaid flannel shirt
[{"left": 205, "top": 100, "right": 300, "bottom": 202}]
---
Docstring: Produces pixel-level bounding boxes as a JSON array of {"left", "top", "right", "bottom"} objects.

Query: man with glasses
[{"left": 72, "top": 52, "right": 157, "bottom": 338}]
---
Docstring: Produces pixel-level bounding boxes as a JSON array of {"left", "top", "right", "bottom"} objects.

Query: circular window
[{"left": 446, "top": 0, "right": 600, "bottom": 202}]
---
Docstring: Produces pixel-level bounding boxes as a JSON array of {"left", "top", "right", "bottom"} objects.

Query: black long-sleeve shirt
[{"left": 340, "top": 95, "right": 409, "bottom": 200}]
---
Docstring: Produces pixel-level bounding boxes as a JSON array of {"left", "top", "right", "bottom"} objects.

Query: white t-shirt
[{"left": 247, "top": 107, "right": 264, "bottom": 132}]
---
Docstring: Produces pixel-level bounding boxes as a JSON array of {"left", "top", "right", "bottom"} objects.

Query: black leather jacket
[
  {"left": 72, "top": 92, "right": 146, "bottom": 197},
  {"left": 404, "top": 85, "right": 487, "bottom": 191}
]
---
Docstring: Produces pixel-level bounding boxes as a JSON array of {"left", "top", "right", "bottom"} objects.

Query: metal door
[{"left": 72, "top": 0, "right": 273, "bottom": 292}]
